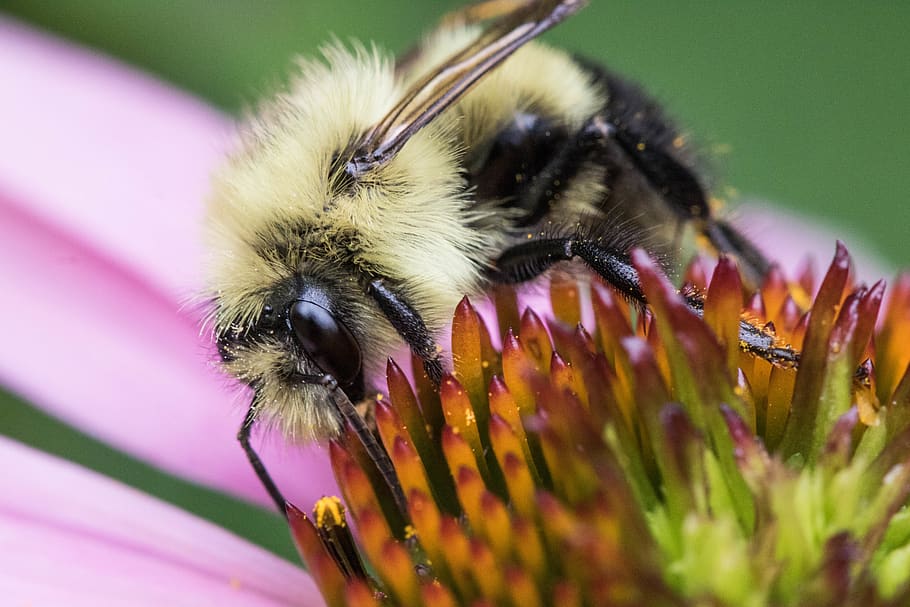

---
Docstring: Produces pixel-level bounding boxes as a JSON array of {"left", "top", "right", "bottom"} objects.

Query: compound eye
[{"left": 289, "top": 300, "right": 362, "bottom": 385}]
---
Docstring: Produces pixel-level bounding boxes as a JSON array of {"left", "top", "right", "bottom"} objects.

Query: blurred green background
[
  {"left": 6, "top": 1, "right": 908, "bottom": 263},
  {"left": 2, "top": 0, "right": 908, "bottom": 561}
]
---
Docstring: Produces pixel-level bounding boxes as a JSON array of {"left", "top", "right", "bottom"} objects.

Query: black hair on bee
[{"left": 205, "top": 0, "right": 798, "bottom": 518}]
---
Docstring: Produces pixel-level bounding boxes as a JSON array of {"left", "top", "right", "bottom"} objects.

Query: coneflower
[{"left": 290, "top": 244, "right": 910, "bottom": 606}]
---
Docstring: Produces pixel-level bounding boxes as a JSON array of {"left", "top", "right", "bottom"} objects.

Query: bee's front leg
[{"left": 237, "top": 397, "right": 288, "bottom": 517}]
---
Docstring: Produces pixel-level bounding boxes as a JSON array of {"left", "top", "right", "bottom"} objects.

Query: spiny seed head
[{"left": 290, "top": 247, "right": 910, "bottom": 607}]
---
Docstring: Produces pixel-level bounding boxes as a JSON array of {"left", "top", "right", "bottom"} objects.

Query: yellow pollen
[
  {"left": 465, "top": 409, "right": 476, "bottom": 426},
  {"left": 315, "top": 496, "right": 346, "bottom": 528}
]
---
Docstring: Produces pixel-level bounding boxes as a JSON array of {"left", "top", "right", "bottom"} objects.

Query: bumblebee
[{"left": 205, "top": 0, "right": 796, "bottom": 513}]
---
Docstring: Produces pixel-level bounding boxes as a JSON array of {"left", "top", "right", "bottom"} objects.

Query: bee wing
[
  {"left": 395, "top": 0, "right": 532, "bottom": 73},
  {"left": 347, "top": 0, "right": 586, "bottom": 177}
]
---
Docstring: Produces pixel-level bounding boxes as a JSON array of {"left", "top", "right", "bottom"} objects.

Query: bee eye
[{"left": 288, "top": 300, "right": 362, "bottom": 385}]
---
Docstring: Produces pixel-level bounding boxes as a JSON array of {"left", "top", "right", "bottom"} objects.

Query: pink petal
[
  {"left": 733, "top": 202, "right": 893, "bottom": 284},
  {"left": 0, "top": 18, "right": 337, "bottom": 508},
  {"left": 0, "top": 16, "right": 223, "bottom": 299},
  {"left": 0, "top": 437, "right": 324, "bottom": 606},
  {"left": 0, "top": 191, "right": 336, "bottom": 509}
]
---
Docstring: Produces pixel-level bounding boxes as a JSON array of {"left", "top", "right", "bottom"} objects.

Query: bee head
[{"left": 214, "top": 275, "right": 372, "bottom": 440}]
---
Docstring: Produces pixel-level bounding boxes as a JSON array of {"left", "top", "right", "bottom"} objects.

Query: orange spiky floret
[{"left": 288, "top": 245, "right": 910, "bottom": 606}]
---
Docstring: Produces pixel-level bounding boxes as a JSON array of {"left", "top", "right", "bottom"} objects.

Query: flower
[{"left": 295, "top": 248, "right": 910, "bottom": 606}]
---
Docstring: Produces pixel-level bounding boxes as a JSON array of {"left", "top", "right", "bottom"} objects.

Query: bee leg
[
  {"left": 238, "top": 400, "right": 288, "bottom": 517},
  {"left": 492, "top": 237, "right": 799, "bottom": 368},
  {"left": 595, "top": 109, "right": 771, "bottom": 285},
  {"left": 237, "top": 377, "right": 407, "bottom": 529},
  {"left": 564, "top": 62, "right": 774, "bottom": 285},
  {"left": 367, "top": 278, "right": 445, "bottom": 385},
  {"left": 702, "top": 220, "right": 772, "bottom": 289},
  {"left": 481, "top": 111, "right": 768, "bottom": 287}
]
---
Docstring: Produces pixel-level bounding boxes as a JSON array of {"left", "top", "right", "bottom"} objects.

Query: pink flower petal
[
  {"left": 0, "top": 16, "right": 224, "bottom": 299},
  {"left": 0, "top": 437, "right": 324, "bottom": 606},
  {"left": 734, "top": 202, "right": 893, "bottom": 284},
  {"left": 0, "top": 192, "right": 337, "bottom": 509},
  {"left": 0, "top": 18, "right": 337, "bottom": 509}
]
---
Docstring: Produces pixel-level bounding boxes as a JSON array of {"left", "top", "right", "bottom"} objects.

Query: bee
[{"left": 205, "top": 0, "right": 797, "bottom": 515}]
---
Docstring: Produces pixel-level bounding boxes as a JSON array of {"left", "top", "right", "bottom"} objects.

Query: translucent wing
[{"left": 346, "top": 0, "right": 586, "bottom": 177}]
